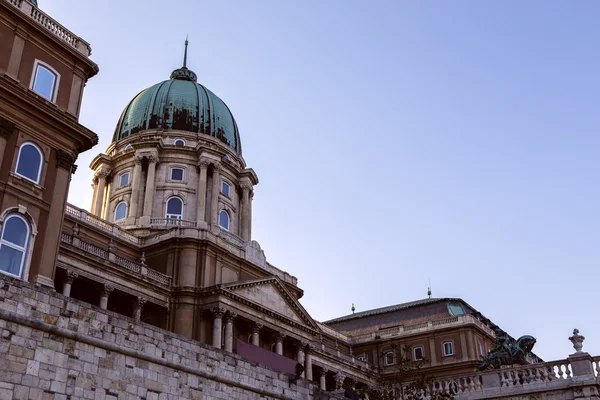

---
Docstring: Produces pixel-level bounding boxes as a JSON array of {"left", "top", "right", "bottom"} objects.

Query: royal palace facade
[{"left": 1, "top": 2, "right": 598, "bottom": 400}]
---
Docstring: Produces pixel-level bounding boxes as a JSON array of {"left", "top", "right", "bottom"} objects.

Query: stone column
[
  {"left": 62, "top": 270, "right": 78, "bottom": 297},
  {"left": 460, "top": 332, "right": 469, "bottom": 361},
  {"left": 320, "top": 368, "right": 328, "bottom": 391},
  {"left": 296, "top": 342, "right": 306, "bottom": 378},
  {"left": 224, "top": 312, "right": 237, "bottom": 353},
  {"left": 211, "top": 307, "right": 225, "bottom": 349},
  {"left": 134, "top": 297, "right": 146, "bottom": 322},
  {"left": 33, "top": 151, "right": 76, "bottom": 287},
  {"left": 142, "top": 155, "right": 158, "bottom": 218},
  {"left": 275, "top": 332, "right": 286, "bottom": 355},
  {"left": 196, "top": 160, "right": 209, "bottom": 225},
  {"left": 99, "top": 285, "right": 114, "bottom": 310},
  {"left": 0, "top": 118, "right": 15, "bottom": 168},
  {"left": 210, "top": 163, "right": 221, "bottom": 225},
  {"left": 305, "top": 345, "right": 313, "bottom": 380},
  {"left": 93, "top": 168, "right": 110, "bottom": 217},
  {"left": 335, "top": 372, "right": 345, "bottom": 390},
  {"left": 240, "top": 183, "right": 251, "bottom": 241},
  {"left": 129, "top": 156, "right": 143, "bottom": 219},
  {"left": 251, "top": 322, "right": 262, "bottom": 347}
]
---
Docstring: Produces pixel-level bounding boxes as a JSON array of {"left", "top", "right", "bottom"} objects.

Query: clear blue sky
[{"left": 44, "top": 0, "right": 600, "bottom": 361}]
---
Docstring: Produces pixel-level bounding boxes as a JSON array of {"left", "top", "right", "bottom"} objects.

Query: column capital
[
  {"left": 137, "top": 297, "right": 147, "bottom": 308},
  {"left": 147, "top": 154, "right": 158, "bottom": 164},
  {"left": 276, "top": 332, "right": 287, "bottom": 341},
  {"left": 252, "top": 322, "right": 263, "bottom": 333},
  {"left": 321, "top": 367, "right": 329, "bottom": 374},
  {"left": 225, "top": 312, "right": 237, "bottom": 322},
  {"left": 94, "top": 167, "right": 111, "bottom": 180},
  {"left": 134, "top": 156, "right": 143, "bottom": 165},
  {"left": 198, "top": 158, "right": 210, "bottom": 169},
  {"left": 0, "top": 117, "right": 16, "bottom": 139},
  {"left": 56, "top": 150, "right": 77, "bottom": 171},
  {"left": 65, "top": 270, "right": 78, "bottom": 284},
  {"left": 102, "top": 284, "right": 115, "bottom": 297},
  {"left": 211, "top": 306, "right": 226, "bottom": 317},
  {"left": 241, "top": 182, "right": 252, "bottom": 192},
  {"left": 212, "top": 162, "right": 221, "bottom": 172}
]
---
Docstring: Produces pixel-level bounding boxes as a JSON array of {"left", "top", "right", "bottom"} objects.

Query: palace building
[{"left": 1, "top": 2, "right": 573, "bottom": 399}]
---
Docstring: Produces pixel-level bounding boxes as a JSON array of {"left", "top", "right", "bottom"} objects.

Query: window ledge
[{"left": 8, "top": 172, "right": 44, "bottom": 197}]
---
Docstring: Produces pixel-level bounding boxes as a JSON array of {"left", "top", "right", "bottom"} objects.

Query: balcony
[{"left": 4, "top": 0, "right": 92, "bottom": 56}]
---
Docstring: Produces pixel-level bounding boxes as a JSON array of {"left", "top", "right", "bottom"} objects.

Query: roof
[{"left": 322, "top": 298, "right": 458, "bottom": 325}]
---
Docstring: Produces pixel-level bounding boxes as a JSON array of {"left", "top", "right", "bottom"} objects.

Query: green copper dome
[{"left": 113, "top": 51, "right": 242, "bottom": 155}]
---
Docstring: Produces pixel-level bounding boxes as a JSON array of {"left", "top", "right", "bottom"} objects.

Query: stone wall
[{"left": 0, "top": 276, "right": 342, "bottom": 400}]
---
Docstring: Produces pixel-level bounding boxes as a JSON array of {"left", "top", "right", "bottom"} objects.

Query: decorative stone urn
[{"left": 569, "top": 328, "right": 585, "bottom": 353}]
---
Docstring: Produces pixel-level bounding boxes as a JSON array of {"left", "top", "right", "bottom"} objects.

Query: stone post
[
  {"left": 196, "top": 160, "right": 209, "bottom": 226},
  {"left": 133, "top": 297, "right": 146, "bottom": 322},
  {"left": 99, "top": 285, "right": 114, "bottom": 310},
  {"left": 211, "top": 307, "right": 225, "bottom": 349},
  {"left": 297, "top": 341, "right": 306, "bottom": 378},
  {"left": 251, "top": 322, "right": 262, "bottom": 347},
  {"left": 0, "top": 118, "right": 15, "bottom": 168},
  {"left": 62, "top": 270, "right": 78, "bottom": 297},
  {"left": 211, "top": 163, "right": 221, "bottom": 225},
  {"left": 142, "top": 155, "right": 158, "bottom": 219},
  {"left": 224, "top": 312, "right": 237, "bottom": 353},
  {"left": 129, "top": 157, "right": 143, "bottom": 219},
  {"left": 320, "top": 368, "right": 328, "bottom": 391},
  {"left": 107, "top": 239, "right": 116, "bottom": 263},
  {"left": 33, "top": 151, "right": 76, "bottom": 287},
  {"left": 240, "top": 183, "right": 251, "bottom": 241},
  {"left": 568, "top": 329, "right": 597, "bottom": 385},
  {"left": 275, "top": 332, "right": 286, "bottom": 355},
  {"left": 93, "top": 168, "right": 110, "bottom": 217},
  {"left": 305, "top": 345, "right": 313, "bottom": 380}
]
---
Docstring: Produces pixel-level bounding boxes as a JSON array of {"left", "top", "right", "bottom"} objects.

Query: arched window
[
  {"left": 31, "top": 60, "right": 60, "bottom": 102},
  {"left": 124, "top": 144, "right": 133, "bottom": 151},
  {"left": 413, "top": 346, "right": 424, "bottom": 360},
  {"left": 114, "top": 202, "right": 127, "bottom": 222},
  {"left": 15, "top": 142, "right": 43, "bottom": 183},
  {"left": 174, "top": 139, "right": 185, "bottom": 147},
  {"left": 219, "top": 210, "right": 230, "bottom": 230},
  {"left": 0, "top": 214, "right": 30, "bottom": 278},
  {"left": 166, "top": 197, "right": 183, "bottom": 219}
]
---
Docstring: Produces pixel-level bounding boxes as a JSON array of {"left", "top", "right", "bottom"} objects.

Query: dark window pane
[
  {"left": 115, "top": 203, "right": 127, "bottom": 221},
  {"left": 2, "top": 217, "right": 27, "bottom": 247},
  {"left": 171, "top": 168, "right": 183, "bottom": 181},
  {"left": 16, "top": 144, "right": 42, "bottom": 182},
  {"left": 33, "top": 65, "right": 56, "bottom": 101},
  {"left": 0, "top": 245, "right": 24, "bottom": 276},
  {"left": 167, "top": 198, "right": 182, "bottom": 215},
  {"left": 221, "top": 182, "right": 230, "bottom": 197},
  {"left": 175, "top": 140, "right": 184, "bottom": 146}
]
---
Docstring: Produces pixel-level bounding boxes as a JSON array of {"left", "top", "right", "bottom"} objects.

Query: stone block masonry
[{"left": 0, "top": 276, "right": 342, "bottom": 400}]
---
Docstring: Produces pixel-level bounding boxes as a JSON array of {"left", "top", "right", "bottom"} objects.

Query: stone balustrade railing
[
  {"left": 150, "top": 217, "right": 197, "bottom": 228},
  {"left": 65, "top": 203, "right": 140, "bottom": 244},
  {"left": 60, "top": 233, "right": 171, "bottom": 287},
  {"left": 349, "top": 314, "right": 493, "bottom": 343},
  {"left": 4, "top": 0, "right": 92, "bottom": 56}
]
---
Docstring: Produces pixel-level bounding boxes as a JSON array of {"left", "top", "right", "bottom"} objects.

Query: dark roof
[{"left": 322, "top": 298, "right": 466, "bottom": 325}]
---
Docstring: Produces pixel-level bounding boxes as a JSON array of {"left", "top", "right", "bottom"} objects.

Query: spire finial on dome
[
  {"left": 183, "top": 35, "right": 188, "bottom": 68},
  {"left": 170, "top": 38, "right": 197, "bottom": 82}
]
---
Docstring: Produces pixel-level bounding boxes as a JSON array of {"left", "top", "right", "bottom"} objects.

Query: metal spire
[
  {"left": 351, "top": 303, "right": 355, "bottom": 314},
  {"left": 427, "top": 278, "right": 432, "bottom": 299},
  {"left": 183, "top": 35, "right": 189, "bottom": 68}
]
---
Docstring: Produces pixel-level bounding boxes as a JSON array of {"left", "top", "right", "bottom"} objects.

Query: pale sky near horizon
[{"left": 41, "top": 0, "right": 600, "bottom": 361}]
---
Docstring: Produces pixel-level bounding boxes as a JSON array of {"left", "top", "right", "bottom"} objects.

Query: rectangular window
[
  {"left": 221, "top": 181, "right": 230, "bottom": 197},
  {"left": 442, "top": 341, "right": 454, "bottom": 356},
  {"left": 384, "top": 352, "right": 394, "bottom": 366},
  {"left": 479, "top": 343, "right": 484, "bottom": 356},
  {"left": 119, "top": 173, "right": 129, "bottom": 187},
  {"left": 31, "top": 61, "right": 59, "bottom": 102},
  {"left": 170, "top": 168, "right": 184, "bottom": 181},
  {"left": 413, "top": 346, "right": 424, "bottom": 361}
]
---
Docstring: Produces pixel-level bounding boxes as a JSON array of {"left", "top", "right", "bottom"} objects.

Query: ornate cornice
[
  {"left": 56, "top": 150, "right": 77, "bottom": 171},
  {"left": 0, "top": 117, "right": 16, "bottom": 139}
]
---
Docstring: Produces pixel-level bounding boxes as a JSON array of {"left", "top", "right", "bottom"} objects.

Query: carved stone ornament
[
  {"left": 65, "top": 270, "right": 79, "bottom": 284},
  {"left": 276, "top": 332, "right": 287, "bottom": 341},
  {"left": 137, "top": 297, "right": 147, "bottom": 308},
  {"left": 225, "top": 312, "right": 237, "bottom": 322},
  {"left": 198, "top": 159, "right": 210, "bottom": 168},
  {"left": 240, "top": 182, "right": 252, "bottom": 192},
  {"left": 102, "top": 285, "right": 114, "bottom": 297},
  {"left": 56, "top": 150, "right": 77, "bottom": 171},
  {"left": 252, "top": 323, "right": 263, "bottom": 333},
  {"left": 146, "top": 155, "right": 158, "bottom": 164},
  {"left": 569, "top": 328, "right": 585, "bottom": 353},
  {"left": 71, "top": 164, "right": 78, "bottom": 175},
  {"left": 0, "top": 117, "right": 16, "bottom": 139},
  {"left": 211, "top": 307, "right": 226, "bottom": 317},
  {"left": 134, "top": 156, "right": 143, "bottom": 165}
]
